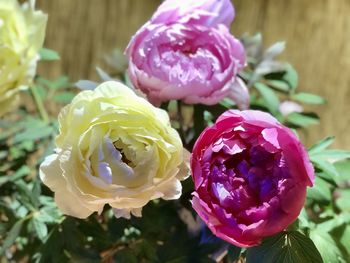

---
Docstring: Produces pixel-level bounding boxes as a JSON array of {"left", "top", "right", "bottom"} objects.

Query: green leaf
[
  {"left": 114, "top": 248, "right": 138, "bottom": 263},
  {"left": 310, "top": 150, "right": 350, "bottom": 162},
  {"left": 311, "top": 158, "right": 339, "bottom": 182},
  {"left": 220, "top": 98, "right": 235, "bottom": 109},
  {"left": 307, "top": 177, "right": 332, "bottom": 203},
  {"left": 255, "top": 82, "right": 280, "bottom": 114},
  {"left": 283, "top": 64, "right": 298, "bottom": 90},
  {"left": 36, "top": 206, "right": 63, "bottom": 224},
  {"left": 334, "top": 160, "right": 350, "bottom": 183},
  {"left": 310, "top": 229, "right": 346, "bottom": 263},
  {"left": 33, "top": 217, "right": 48, "bottom": 242},
  {"left": 292, "top": 92, "right": 325, "bottom": 105},
  {"left": 52, "top": 92, "right": 76, "bottom": 104},
  {"left": 13, "top": 124, "right": 53, "bottom": 143},
  {"left": 37, "top": 76, "right": 70, "bottom": 90},
  {"left": 286, "top": 112, "right": 320, "bottom": 127},
  {"left": 0, "top": 219, "right": 25, "bottom": 255},
  {"left": 15, "top": 179, "right": 40, "bottom": 210},
  {"left": 266, "top": 80, "right": 290, "bottom": 92},
  {"left": 246, "top": 231, "right": 322, "bottom": 263},
  {"left": 227, "top": 245, "right": 242, "bottom": 262},
  {"left": 335, "top": 190, "right": 350, "bottom": 212},
  {"left": 316, "top": 213, "right": 350, "bottom": 233},
  {"left": 340, "top": 225, "right": 350, "bottom": 255},
  {"left": 39, "top": 48, "right": 60, "bottom": 61},
  {"left": 309, "top": 137, "right": 335, "bottom": 154}
]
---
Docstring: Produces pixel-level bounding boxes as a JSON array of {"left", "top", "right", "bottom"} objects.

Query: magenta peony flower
[
  {"left": 191, "top": 110, "right": 314, "bottom": 247},
  {"left": 125, "top": 0, "right": 248, "bottom": 108}
]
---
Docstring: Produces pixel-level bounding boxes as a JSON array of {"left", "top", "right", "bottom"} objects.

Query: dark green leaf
[
  {"left": 246, "top": 231, "right": 322, "bottom": 263},
  {"left": 227, "top": 245, "right": 242, "bottom": 262},
  {"left": 0, "top": 219, "right": 25, "bottom": 255},
  {"left": 113, "top": 248, "right": 138, "bottom": 263},
  {"left": 15, "top": 179, "right": 40, "bottom": 210}
]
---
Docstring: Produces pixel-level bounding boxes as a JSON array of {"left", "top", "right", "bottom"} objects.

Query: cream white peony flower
[
  {"left": 0, "top": 0, "right": 47, "bottom": 116},
  {"left": 40, "top": 81, "right": 189, "bottom": 219}
]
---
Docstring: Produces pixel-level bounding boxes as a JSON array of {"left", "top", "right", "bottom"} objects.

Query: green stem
[
  {"left": 30, "top": 85, "right": 49, "bottom": 123},
  {"left": 177, "top": 101, "right": 186, "bottom": 142}
]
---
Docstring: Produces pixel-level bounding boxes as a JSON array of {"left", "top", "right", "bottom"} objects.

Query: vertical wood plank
[{"left": 35, "top": 0, "right": 350, "bottom": 148}]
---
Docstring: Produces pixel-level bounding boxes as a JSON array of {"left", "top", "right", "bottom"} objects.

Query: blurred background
[{"left": 35, "top": 0, "right": 350, "bottom": 149}]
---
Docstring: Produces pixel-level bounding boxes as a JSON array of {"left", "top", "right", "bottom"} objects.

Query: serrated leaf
[
  {"left": 310, "top": 229, "right": 346, "bottom": 263},
  {"left": 246, "top": 231, "right": 322, "bottom": 263},
  {"left": 39, "top": 48, "right": 60, "bottom": 61},
  {"left": 292, "top": 92, "right": 325, "bottom": 105},
  {"left": 33, "top": 217, "right": 48, "bottom": 242},
  {"left": 255, "top": 82, "right": 280, "bottom": 114},
  {"left": 0, "top": 219, "right": 25, "bottom": 255}
]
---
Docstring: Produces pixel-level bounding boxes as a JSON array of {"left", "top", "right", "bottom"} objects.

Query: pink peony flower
[
  {"left": 126, "top": 0, "right": 248, "bottom": 108},
  {"left": 190, "top": 110, "right": 314, "bottom": 247},
  {"left": 150, "top": 0, "right": 235, "bottom": 27}
]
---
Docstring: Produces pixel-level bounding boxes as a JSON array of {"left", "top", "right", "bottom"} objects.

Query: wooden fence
[{"left": 36, "top": 0, "right": 350, "bottom": 149}]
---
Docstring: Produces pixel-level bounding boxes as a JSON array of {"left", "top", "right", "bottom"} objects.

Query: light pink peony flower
[
  {"left": 126, "top": 0, "right": 248, "bottom": 108},
  {"left": 190, "top": 110, "right": 314, "bottom": 247},
  {"left": 150, "top": 0, "right": 235, "bottom": 27}
]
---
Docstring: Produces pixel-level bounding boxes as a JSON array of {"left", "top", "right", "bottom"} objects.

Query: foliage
[{"left": 1, "top": 34, "right": 350, "bottom": 263}]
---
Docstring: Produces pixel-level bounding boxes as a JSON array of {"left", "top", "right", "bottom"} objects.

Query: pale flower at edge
[
  {"left": 40, "top": 81, "right": 189, "bottom": 219},
  {"left": 0, "top": 0, "right": 47, "bottom": 116}
]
